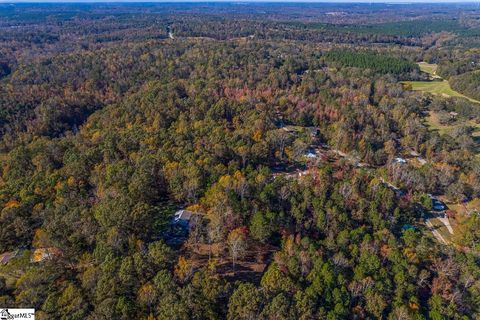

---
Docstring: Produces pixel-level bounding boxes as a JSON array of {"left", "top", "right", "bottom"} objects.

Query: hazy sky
[{"left": 1, "top": 0, "right": 479, "bottom": 2}]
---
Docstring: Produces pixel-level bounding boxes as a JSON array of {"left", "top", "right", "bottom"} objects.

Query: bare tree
[{"left": 227, "top": 227, "right": 249, "bottom": 272}]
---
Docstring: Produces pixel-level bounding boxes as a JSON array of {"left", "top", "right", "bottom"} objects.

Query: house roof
[{"left": 174, "top": 210, "right": 197, "bottom": 222}]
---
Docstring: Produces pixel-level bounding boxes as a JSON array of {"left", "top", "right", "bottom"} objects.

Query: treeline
[
  {"left": 435, "top": 52, "right": 480, "bottom": 78},
  {"left": 349, "top": 19, "right": 462, "bottom": 37},
  {"left": 450, "top": 71, "right": 480, "bottom": 101},
  {"left": 325, "top": 49, "right": 419, "bottom": 75},
  {"left": 431, "top": 50, "right": 480, "bottom": 101}
]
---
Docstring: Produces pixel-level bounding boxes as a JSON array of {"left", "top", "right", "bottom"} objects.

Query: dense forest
[
  {"left": 0, "top": 3, "right": 479, "bottom": 320},
  {"left": 450, "top": 71, "right": 480, "bottom": 101},
  {"left": 325, "top": 49, "right": 419, "bottom": 75}
]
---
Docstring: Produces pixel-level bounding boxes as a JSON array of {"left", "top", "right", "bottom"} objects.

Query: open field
[
  {"left": 449, "top": 197, "right": 480, "bottom": 217},
  {"left": 183, "top": 242, "right": 275, "bottom": 283},
  {"left": 404, "top": 80, "right": 480, "bottom": 103},
  {"left": 425, "top": 111, "right": 480, "bottom": 158},
  {"left": 418, "top": 62, "right": 438, "bottom": 75},
  {"left": 403, "top": 62, "right": 480, "bottom": 104},
  {"left": 448, "top": 198, "right": 480, "bottom": 244},
  {"left": 425, "top": 111, "right": 480, "bottom": 136},
  {"left": 417, "top": 62, "right": 480, "bottom": 138}
]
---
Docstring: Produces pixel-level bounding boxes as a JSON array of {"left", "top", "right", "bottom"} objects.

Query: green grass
[
  {"left": 418, "top": 62, "right": 438, "bottom": 75},
  {"left": 425, "top": 111, "right": 480, "bottom": 135},
  {"left": 406, "top": 80, "right": 480, "bottom": 102},
  {"left": 425, "top": 111, "right": 480, "bottom": 158},
  {"left": 417, "top": 61, "right": 480, "bottom": 157},
  {"left": 403, "top": 62, "right": 480, "bottom": 104}
]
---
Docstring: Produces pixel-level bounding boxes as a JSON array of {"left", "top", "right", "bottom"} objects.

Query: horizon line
[{"left": 1, "top": 0, "right": 480, "bottom": 3}]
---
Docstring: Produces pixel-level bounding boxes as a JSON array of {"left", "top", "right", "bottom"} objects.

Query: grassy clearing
[
  {"left": 418, "top": 62, "right": 438, "bottom": 75},
  {"left": 435, "top": 198, "right": 480, "bottom": 245},
  {"left": 404, "top": 80, "right": 480, "bottom": 103},
  {"left": 425, "top": 111, "right": 480, "bottom": 158},
  {"left": 449, "top": 198, "right": 480, "bottom": 217},
  {"left": 425, "top": 111, "right": 480, "bottom": 136},
  {"left": 448, "top": 199, "right": 479, "bottom": 244},
  {"left": 403, "top": 62, "right": 480, "bottom": 104}
]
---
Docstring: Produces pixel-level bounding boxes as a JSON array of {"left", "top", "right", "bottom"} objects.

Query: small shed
[{"left": 305, "top": 150, "right": 317, "bottom": 158}]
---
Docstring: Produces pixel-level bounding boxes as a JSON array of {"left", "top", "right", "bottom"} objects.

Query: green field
[
  {"left": 403, "top": 62, "right": 480, "bottom": 104},
  {"left": 426, "top": 111, "right": 480, "bottom": 158},
  {"left": 406, "top": 80, "right": 480, "bottom": 102},
  {"left": 426, "top": 111, "right": 480, "bottom": 136},
  {"left": 418, "top": 62, "right": 438, "bottom": 75},
  {"left": 417, "top": 62, "right": 480, "bottom": 158}
]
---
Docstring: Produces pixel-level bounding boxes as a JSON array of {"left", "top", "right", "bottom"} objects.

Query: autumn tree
[{"left": 227, "top": 227, "right": 249, "bottom": 272}]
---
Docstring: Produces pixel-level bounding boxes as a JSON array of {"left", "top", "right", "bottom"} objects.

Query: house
[
  {"left": 172, "top": 210, "right": 199, "bottom": 230},
  {"left": 428, "top": 195, "right": 447, "bottom": 212},
  {"left": 304, "top": 150, "right": 317, "bottom": 158},
  {"left": 432, "top": 199, "right": 447, "bottom": 212},
  {"left": 165, "top": 209, "right": 202, "bottom": 246},
  {"left": 31, "top": 247, "right": 62, "bottom": 263}
]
